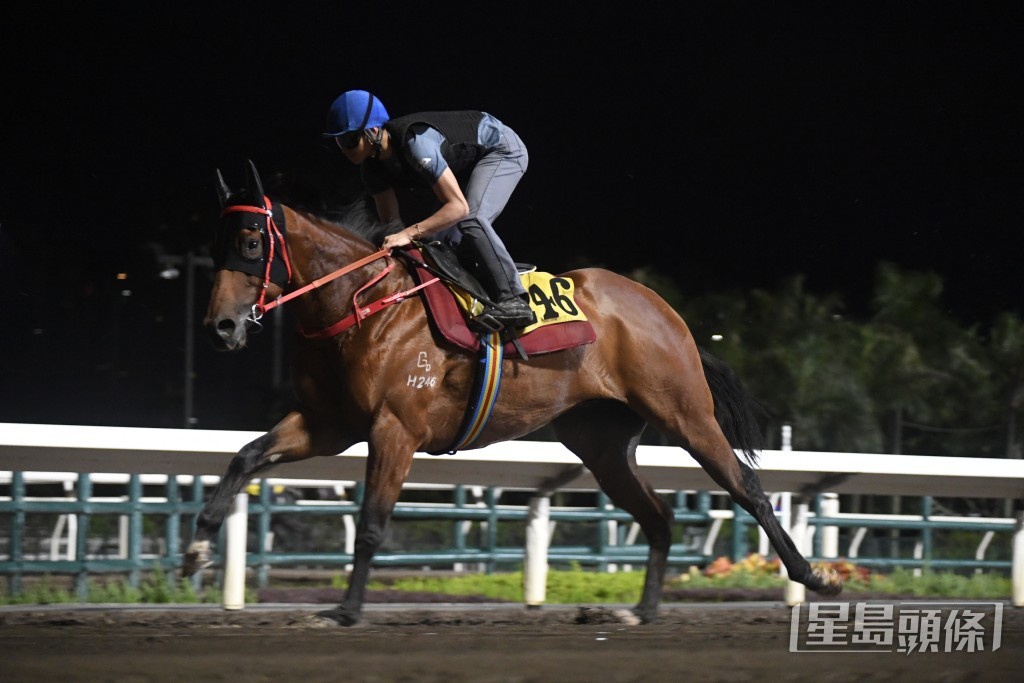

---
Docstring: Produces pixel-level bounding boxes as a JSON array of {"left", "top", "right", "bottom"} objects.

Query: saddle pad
[{"left": 407, "top": 249, "right": 597, "bottom": 355}]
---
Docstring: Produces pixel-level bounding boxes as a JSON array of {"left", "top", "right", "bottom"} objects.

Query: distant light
[
  {"left": 116, "top": 272, "right": 128, "bottom": 280},
  {"left": 159, "top": 266, "right": 181, "bottom": 280},
  {"left": 711, "top": 334, "right": 724, "bottom": 341}
]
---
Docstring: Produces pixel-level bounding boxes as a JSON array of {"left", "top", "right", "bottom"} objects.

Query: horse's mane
[
  {"left": 264, "top": 166, "right": 398, "bottom": 247},
  {"left": 304, "top": 194, "right": 395, "bottom": 247}
]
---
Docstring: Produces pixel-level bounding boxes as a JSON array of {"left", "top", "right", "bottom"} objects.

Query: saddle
[
  {"left": 396, "top": 241, "right": 595, "bottom": 455},
  {"left": 400, "top": 242, "right": 596, "bottom": 357}
]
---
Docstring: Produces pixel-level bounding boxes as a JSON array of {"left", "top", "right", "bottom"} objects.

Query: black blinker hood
[
  {"left": 217, "top": 202, "right": 289, "bottom": 286},
  {"left": 214, "top": 160, "right": 290, "bottom": 287}
]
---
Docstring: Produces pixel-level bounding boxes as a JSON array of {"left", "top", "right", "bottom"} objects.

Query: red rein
[{"left": 219, "top": 199, "right": 438, "bottom": 338}]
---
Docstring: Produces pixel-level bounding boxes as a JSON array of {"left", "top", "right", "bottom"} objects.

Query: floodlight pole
[{"left": 184, "top": 251, "right": 196, "bottom": 428}]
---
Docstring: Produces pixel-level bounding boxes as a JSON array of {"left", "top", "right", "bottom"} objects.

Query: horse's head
[{"left": 206, "top": 159, "right": 290, "bottom": 350}]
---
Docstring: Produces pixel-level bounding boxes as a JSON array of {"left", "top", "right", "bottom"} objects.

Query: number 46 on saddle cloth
[{"left": 407, "top": 251, "right": 596, "bottom": 356}]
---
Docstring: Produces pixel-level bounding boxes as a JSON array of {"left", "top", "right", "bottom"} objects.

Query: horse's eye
[{"left": 244, "top": 238, "right": 261, "bottom": 256}]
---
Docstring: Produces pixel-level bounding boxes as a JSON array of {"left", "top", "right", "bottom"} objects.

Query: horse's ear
[
  {"left": 244, "top": 159, "right": 265, "bottom": 204},
  {"left": 215, "top": 168, "right": 231, "bottom": 208}
]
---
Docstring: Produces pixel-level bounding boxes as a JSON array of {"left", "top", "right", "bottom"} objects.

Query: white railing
[{"left": 2, "top": 422, "right": 1023, "bottom": 608}]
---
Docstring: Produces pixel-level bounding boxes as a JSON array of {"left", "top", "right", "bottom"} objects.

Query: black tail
[{"left": 699, "top": 348, "right": 766, "bottom": 467}]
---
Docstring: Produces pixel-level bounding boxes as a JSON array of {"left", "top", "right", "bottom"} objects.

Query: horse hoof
[
  {"left": 290, "top": 614, "right": 342, "bottom": 629},
  {"left": 181, "top": 540, "right": 213, "bottom": 578},
  {"left": 315, "top": 608, "right": 360, "bottom": 627},
  {"left": 574, "top": 606, "right": 643, "bottom": 626},
  {"left": 811, "top": 566, "right": 844, "bottom": 596},
  {"left": 629, "top": 607, "right": 657, "bottom": 625}
]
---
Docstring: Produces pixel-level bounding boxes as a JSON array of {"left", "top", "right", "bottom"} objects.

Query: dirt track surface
[{"left": 2, "top": 602, "right": 1021, "bottom": 682}]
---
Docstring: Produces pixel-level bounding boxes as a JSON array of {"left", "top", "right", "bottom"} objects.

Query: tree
[
  {"left": 677, "top": 275, "right": 881, "bottom": 451},
  {"left": 987, "top": 312, "right": 1024, "bottom": 460},
  {"left": 868, "top": 263, "right": 998, "bottom": 456},
  {"left": 630, "top": 261, "right": 1018, "bottom": 461}
]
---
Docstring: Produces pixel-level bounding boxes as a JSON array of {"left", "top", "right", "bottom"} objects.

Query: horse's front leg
[
  {"left": 181, "top": 411, "right": 354, "bottom": 577},
  {"left": 317, "top": 412, "right": 418, "bottom": 626}
]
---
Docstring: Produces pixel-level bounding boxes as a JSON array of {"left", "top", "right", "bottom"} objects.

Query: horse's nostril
[{"left": 206, "top": 316, "right": 243, "bottom": 351}]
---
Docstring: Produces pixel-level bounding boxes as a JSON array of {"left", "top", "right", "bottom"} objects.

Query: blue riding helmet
[{"left": 323, "top": 90, "right": 390, "bottom": 137}]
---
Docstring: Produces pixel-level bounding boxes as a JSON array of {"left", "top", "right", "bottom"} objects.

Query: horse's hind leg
[
  {"left": 181, "top": 411, "right": 354, "bottom": 577},
  {"left": 553, "top": 401, "right": 672, "bottom": 624},
  {"left": 678, "top": 419, "right": 842, "bottom": 596}
]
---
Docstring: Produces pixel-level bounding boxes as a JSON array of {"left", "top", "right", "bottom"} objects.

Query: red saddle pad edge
[{"left": 407, "top": 249, "right": 596, "bottom": 356}]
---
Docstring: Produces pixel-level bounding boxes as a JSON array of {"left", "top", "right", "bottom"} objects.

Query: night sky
[{"left": 1, "top": 4, "right": 1021, "bottom": 430}]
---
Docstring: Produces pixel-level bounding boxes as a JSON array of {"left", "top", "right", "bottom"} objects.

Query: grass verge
[{"left": 1, "top": 558, "right": 1013, "bottom": 605}]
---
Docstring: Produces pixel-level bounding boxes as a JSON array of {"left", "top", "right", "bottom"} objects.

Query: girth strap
[{"left": 430, "top": 331, "right": 504, "bottom": 455}]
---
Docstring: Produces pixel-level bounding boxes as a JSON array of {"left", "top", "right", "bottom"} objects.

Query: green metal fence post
[
  {"left": 453, "top": 485, "right": 467, "bottom": 562},
  {"left": 128, "top": 474, "right": 143, "bottom": 587},
  {"left": 189, "top": 476, "right": 204, "bottom": 592},
  {"left": 485, "top": 487, "right": 498, "bottom": 573},
  {"left": 10, "top": 472, "right": 25, "bottom": 596},
  {"left": 922, "top": 495, "right": 933, "bottom": 568},
  {"left": 673, "top": 491, "right": 686, "bottom": 547},
  {"left": 696, "top": 492, "right": 711, "bottom": 516},
  {"left": 597, "top": 492, "right": 611, "bottom": 572},
  {"left": 165, "top": 476, "right": 180, "bottom": 579},
  {"left": 812, "top": 494, "right": 823, "bottom": 559},
  {"left": 74, "top": 473, "right": 92, "bottom": 600}
]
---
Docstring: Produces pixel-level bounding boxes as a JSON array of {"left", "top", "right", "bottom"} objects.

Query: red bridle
[
  {"left": 218, "top": 199, "right": 438, "bottom": 338},
  {"left": 219, "top": 196, "right": 293, "bottom": 316}
]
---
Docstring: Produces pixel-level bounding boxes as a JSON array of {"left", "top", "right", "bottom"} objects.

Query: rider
[{"left": 322, "top": 89, "right": 535, "bottom": 330}]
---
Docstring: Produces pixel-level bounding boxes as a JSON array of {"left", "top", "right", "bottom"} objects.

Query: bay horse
[{"left": 183, "top": 160, "right": 841, "bottom": 625}]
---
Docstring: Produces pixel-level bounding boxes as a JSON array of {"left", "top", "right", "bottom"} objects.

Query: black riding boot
[{"left": 458, "top": 234, "right": 536, "bottom": 331}]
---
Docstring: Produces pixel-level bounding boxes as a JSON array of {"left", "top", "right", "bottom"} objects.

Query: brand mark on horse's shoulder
[{"left": 407, "top": 375, "right": 437, "bottom": 389}]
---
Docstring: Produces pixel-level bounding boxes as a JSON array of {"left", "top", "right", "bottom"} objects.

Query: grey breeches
[{"left": 438, "top": 125, "right": 528, "bottom": 296}]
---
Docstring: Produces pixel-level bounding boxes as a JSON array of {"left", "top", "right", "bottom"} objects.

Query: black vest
[{"left": 379, "top": 111, "right": 491, "bottom": 187}]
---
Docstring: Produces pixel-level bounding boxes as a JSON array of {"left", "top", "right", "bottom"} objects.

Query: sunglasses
[{"left": 335, "top": 131, "right": 363, "bottom": 150}]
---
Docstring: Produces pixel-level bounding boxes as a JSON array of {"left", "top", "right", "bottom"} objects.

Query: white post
[
  {"left": 974, "top": 530, "right": 995, "bottom": 575},
  {"left": 781, "top": 424, "right": 792, "bottom": 451},
  {"left": 334, "top": 484, "right": 356, "bottom": 572},
  {"left": 821, "top": 493, "right": 839, "bottom": 558},
  {"left": 524, "top": 496, "right": 550, "bottom": 608},
  {"left": 64, "top": 480, "right": 77, "bottom": 561},
  {"left": 66, "top": 514, "right": 78, "bottom": 561},
  {"left": 779, "top": 423, "right": 808, "bottom": 606},
  {"left": 222, "top": 492, "right": 249, "bottom": 610},
  {"left": 1012, "top": 512, "right": 1024, "bottom": 608},
  {"left": 605, "top": 498, "right": 618, "bottom": 573},
  {"left": 118, "top": 514, "right": 129, "bottom": 559},
  {"left": 343, "top": 514, "right": 356, "bottom": 572},
  {"left": 779, "top": 423, "right": 794, "bottom": 548}
]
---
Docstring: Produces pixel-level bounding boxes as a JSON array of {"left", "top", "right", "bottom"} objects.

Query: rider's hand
[{"left": 381, "top": 229, "right": 413, "bottom": 251}]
